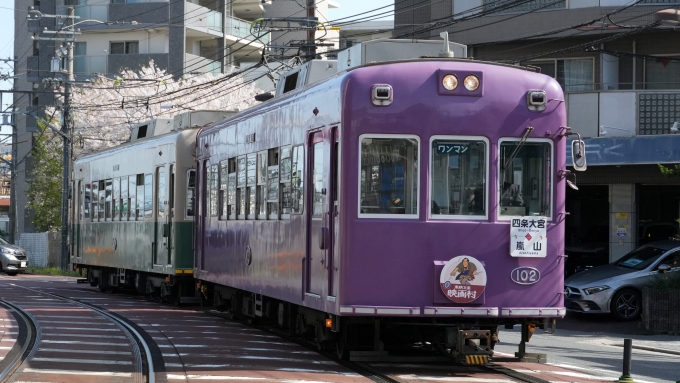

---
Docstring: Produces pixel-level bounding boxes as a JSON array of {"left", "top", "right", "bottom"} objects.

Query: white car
[
  {"left": 0, "top": 238, "right": 28, "bottom": 276},
  {"left": 564, "top": 240, "right": 680, "bottom": 321}
]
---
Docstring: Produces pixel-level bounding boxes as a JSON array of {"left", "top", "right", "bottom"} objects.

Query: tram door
[
  {"left": 306, "top": 130, "right": 337, "bottom": 297},
  {"left": 154, "top": 166, "right": 166, "bottom": 266}
]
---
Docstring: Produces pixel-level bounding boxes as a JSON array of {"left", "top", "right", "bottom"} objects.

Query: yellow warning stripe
[
  {"left": 465, "top": 355, "right": 489, "bottom": 365},
  {"left": 175, "top": 269, "right": 194, "bottom": 274}
]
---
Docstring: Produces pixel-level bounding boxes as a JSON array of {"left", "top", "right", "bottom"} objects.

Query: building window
[
  {"left": 483, "top": 0, "right": 565, "bottom": 14},
  {"left": 430, "top": 137, "right": 488, "bottom": 219},
  {"left": 638, "top": 93, "right": 680, "bottom": 135},
  {"left": 32, "top": 39, "right": 39, "bottom": 56},
  {"left": 74, "top": 42, "right": 86, "bottom": 56},
  {"left": 645, "top": 58, "right": 680, "bottom": 90},
  {"left": 110, "top": 41, "right": 139, "bottom": 55},
  {"left": 529, "top": 58, "right": 594, "bottom": 92},
  {"left": 359, "top": 135, "right": 419, "bottom": 217}
]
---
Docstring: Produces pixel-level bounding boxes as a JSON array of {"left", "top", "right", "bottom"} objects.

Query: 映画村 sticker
[{"left": 439, "top": 255, "right": 487, "bottom": 303}]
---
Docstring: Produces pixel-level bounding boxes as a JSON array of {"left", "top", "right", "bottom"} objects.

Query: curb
[{"left": 614, "top": 343, "right": 680, "bottom": 356}]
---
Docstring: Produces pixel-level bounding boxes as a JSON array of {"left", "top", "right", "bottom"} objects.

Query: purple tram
[{"left": 194, "top": 58, "right": 568, "bottom": 362}]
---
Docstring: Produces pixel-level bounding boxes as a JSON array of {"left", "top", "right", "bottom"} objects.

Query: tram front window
[
  {"left": 499, "top": 140, "right": 552, "bottom": 217},
  {"left": 430, "top": 138, "right": 487, "bottom": 217},
  {"left": 359, "top": 135, "right": 419, "bottom": 217}
]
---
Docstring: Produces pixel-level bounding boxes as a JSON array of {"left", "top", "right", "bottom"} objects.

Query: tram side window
[
  {"left": 209, "top": 164, "right": 218, "bottom": 217},
  {"left": 129, "top": 176, "right": 137, "bottom": 220},
  {"left": 280, "top": 146, "right": 292, "bottom": 218},
  {"left": 84, "top": 183, "right": 91, "bottom": 219},
  {"left": 186, "top": 169, "right": 195, "bottom": 218},
  {"left": 430, "top": 138, "right": 487, "bottom": 217},
  {"left": 144, "top": 173, "right": 153, "bottom": 218},
  {"left": 136, "top": 174, "right": 144, "bottom": 219},
  {"left": 499, "top": 140, "right": 552, "bottom": 217},
  {"left": 105, "top": 179, "right": 112, "bottom": 219},
  {"left": 267, "top": 148, "right": 279, "bottom": 220},
  {"left": 246, "top": 153, "right": 257, "bottom": 219},
  {"left": 237, "top": 155, "right": 246, "bottom": 219},
  {"left": 256, "top": 151, "right": 267, "bottom": 220},
  {"left": 219, "top": 160, "right": 228, "bottom": 220},
  {"left": 291, "top": 145, "right": 304, "bottom": 214},
  {"left": 98, "top": 180, "right": 106, "bottom": 220},
  {"left": 121, "top": 176, "right": 128, "bottom": 220},
  {"left": 359, "top": 136, "right": 419, "bottom": 216},
  {"left": 91, "top": 182, "right": 98, "bottom": 221},
  {"left": 113, "top": 178, "right": 120, "bottom": 220},
  {"left": 157, "top": 167, "right": 166, "bottom": 218},
  {"left": 224, "top": 159, "right": 235, "bottom": 219}
]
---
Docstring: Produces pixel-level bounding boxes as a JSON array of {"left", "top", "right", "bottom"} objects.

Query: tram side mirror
[{"left": 571, "top": 140, "right": 587, "bottom": 171}]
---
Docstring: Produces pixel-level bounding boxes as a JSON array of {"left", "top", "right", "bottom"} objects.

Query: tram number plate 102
[{"left": 511, "top": 267, "right": 540, "bottom": 285}]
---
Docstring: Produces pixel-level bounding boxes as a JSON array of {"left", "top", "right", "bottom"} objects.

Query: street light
[
  {"left": 655, "top": 9, "right": 680, "bottom": 26},
  {"left": 599, "top": 125, "right": 632, "bottom": 137}
]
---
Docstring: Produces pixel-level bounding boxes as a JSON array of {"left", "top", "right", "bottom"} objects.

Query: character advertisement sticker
[
  {"left": 439, "top": 256, "right": 487, "bottom": 303},
  {"left": 509, "top": 217, "right": 547, "bottom": 258}
]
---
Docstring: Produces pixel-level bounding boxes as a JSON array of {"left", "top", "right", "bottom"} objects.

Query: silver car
[
  {"left": 564, "top": 240, "right": 680, "bottom": 321},
  {"left": 0, "top": 238, "right": 28, "bottom": 276}
]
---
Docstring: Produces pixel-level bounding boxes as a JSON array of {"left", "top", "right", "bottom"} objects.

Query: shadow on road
[{"left": 558, "top": 311, "right": 652, "bottom": 335}]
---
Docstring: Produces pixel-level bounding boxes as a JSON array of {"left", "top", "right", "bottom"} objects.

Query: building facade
[
  {"left": 395, "top": 0, "right": 680, "bottom": 263},
  {"left": 12, "top": 0, "right": 339, "bottom": 238}
]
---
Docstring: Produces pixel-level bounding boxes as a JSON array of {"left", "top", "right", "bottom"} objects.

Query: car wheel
[{"left": 610, "top": 288, "right": 642, "bottom": 321}]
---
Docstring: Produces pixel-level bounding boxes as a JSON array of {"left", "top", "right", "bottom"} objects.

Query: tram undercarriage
[{"left": 197, "top": 280, "right": 551, "bottom": 364}]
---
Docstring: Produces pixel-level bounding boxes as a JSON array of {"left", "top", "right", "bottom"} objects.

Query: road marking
[
  {"left": 167, "top": 375, "right": 339, "bottom": 382},
  {"left": 41, "top": 340, "right": 129, "bottom": 346},
  {"left": 21, "top": 368, "right": 132, "bottom": 377},
  {"left": 40, "top": 327, "right": 120, "bottom": 331},
  {"left": 31, "top": 357, "right": 132, "bottom": 365},
  {"left": 38, "top": 348, "right": 132, "bottom": 355},
  {"left": 397, "top": 377, "right": 515, "bottom": 383},
  {"left": 39, "top": 320, "right": 115, "bottom": 325},
  {"left": 42, "top": 333, "right": 127, "bottom": 339}
]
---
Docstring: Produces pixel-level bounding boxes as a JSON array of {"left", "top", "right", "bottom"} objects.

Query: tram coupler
[{"left": 451, "top": 329, "right": 492, "bottom": 365}]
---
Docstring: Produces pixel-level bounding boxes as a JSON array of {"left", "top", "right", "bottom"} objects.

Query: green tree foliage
[
  {"left": 26, "top": 122, "right": 63, "bottom": 232},
  {"left": 658, "top": 164, "right": 680, "bottom": 177}
]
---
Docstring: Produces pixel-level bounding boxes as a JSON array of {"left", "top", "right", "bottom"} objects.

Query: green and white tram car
[{"left": 71, "top": 111, "right": 233, "bottom": 303}]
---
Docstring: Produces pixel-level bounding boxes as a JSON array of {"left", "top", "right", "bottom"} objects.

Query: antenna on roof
[{"left": 439, "top": 32, "right": 454, "bottom": 58}]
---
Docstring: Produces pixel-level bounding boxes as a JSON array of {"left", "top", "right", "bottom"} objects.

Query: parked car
[
  {"left": 564, "top": 240, "right": 680, "bottom": 321},
  {"left": 639, "top": 221, "right": 679, "bottom": 245},
  {"left": 565, "top": 222, "right": 609, "bottom": 276},
  {"left": 0, "top": 238, "right": 28, "bottom": 276}
]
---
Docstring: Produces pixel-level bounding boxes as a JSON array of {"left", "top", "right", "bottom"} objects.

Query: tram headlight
[
  {"left": 464, "top": 75, "right": 480, "bottom": 91},
  {"left": 583, "top": 285, "right": 610, "bottom": 295},
  {"left": 442, "top": 74, "right": 458, "bottom": 91}
]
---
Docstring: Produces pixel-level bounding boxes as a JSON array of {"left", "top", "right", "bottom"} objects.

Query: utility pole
[
  {"left": 60, "top": 7, "right": 74, "bottom": 271},
  {"left": 305, "top": 0, "right": 316, "bottom": 61}
]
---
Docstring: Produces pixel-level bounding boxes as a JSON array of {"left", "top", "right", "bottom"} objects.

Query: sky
[{"left": 0, "top": 0, "right": 393, "bottom": 118}]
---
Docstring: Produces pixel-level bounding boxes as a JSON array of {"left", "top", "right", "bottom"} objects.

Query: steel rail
[
  {"left": 13, "top": 287, "right": 154, "bottom": 383},
  {"left": 0, "top": 299, "right": 38, "bottom": 383}
]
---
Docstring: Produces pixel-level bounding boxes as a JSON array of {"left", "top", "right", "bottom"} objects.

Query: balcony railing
[
  {"left": 566, "top": 90, "right": 680, "bottom": 138},
  {"left": 185, "top": 2, "right": 222, "bottom": 31},
  {"left": 74, "top": 55, "right": 107, "bottom": 75},
  {"left": 226, "top": 15, "right": 269, "bottom": 44},
  {"left": 185, "top": 53, "right": 221, "bottom": 75},
  {"left": 57, "top": 4, "right": 108, "bottom": 22}
]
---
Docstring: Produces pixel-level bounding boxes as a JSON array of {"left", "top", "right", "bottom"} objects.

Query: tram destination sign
[{"left": 509, "top": 217, "right": 547, "bottom": 258}]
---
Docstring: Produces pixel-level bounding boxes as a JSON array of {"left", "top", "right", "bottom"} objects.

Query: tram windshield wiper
[{"left": 501, "top": 126, "right": 533, "bottom": 171}]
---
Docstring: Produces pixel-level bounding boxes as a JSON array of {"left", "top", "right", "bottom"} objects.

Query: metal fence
[
  {"left": 643, "top": 287, "right": 680, "bottom": 332},
  {"left": 17, "top": 233, "right": 48, "bottom": 268}
]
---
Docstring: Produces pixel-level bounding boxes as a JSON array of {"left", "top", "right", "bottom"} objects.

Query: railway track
[
  {"left": 0, "top": 283, "right": 155, "bottom": 383},
  {"left": 203, "top": 308, "right": 552, "bottom": 383}
]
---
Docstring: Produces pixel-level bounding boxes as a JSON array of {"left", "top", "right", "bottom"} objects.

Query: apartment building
[
  {"left": 12, "top": 0, "right": 339, "bottom": 237},
  {"left": 395, "top": 0, "right": 680, "bottom": 263}
]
